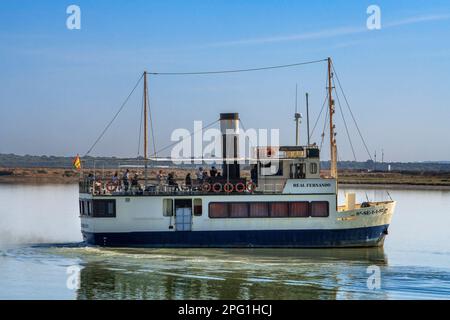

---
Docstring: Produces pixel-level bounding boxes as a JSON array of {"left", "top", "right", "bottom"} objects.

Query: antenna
[{"left": 294, "top": 84, "right": 302, "bottom": 146}]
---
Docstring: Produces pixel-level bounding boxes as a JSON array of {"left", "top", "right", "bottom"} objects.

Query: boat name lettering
[
  {"left": 293, "top": 183, "right": 332, "bottom": 188},
  {"left": 356, "top": 207, "right": 388, "bottom": 216}
]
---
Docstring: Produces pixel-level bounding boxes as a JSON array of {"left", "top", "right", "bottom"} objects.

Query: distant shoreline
[{"left": 1, "top": 167, "right": 450, "bottom": 191}]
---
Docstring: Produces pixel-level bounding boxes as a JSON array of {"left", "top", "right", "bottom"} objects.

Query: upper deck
[{"left": 78, "top": 144, "right": 330, "bottom": 197}]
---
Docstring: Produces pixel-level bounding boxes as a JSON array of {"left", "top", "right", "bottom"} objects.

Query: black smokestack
[{"left": 220, "top": 113, "right": 240, "bottom": 180}]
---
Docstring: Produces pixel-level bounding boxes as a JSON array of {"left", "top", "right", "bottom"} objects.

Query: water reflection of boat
[{"left": 75, "top": 247, "right": 387, "bottom": 300}]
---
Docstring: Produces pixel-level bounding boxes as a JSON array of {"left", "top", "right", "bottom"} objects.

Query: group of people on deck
[{"left": 90, "top": 166, "right": 223, "bottom": 193}]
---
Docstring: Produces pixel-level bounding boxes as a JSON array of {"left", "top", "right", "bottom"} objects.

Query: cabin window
[
  {"left": 310, "top": 162, "right": 318, "bottom": 174},
  {"left": 270, "top": 202, "right": 289, "bottom": 217},
  {"left": 86, "top": 200, "right": 92, "bottom": 216},
  {"left": 92, "top": 199, "right": 116, "bottom": 217},
  {"left": 209, "top": 203, "right": 229, "bottom": 218},
  {"left": 289, "top": 202, "right": 310, "bottom": 217},
  {"left": 193, "top": 198, "right": 202, "bottom": 216},
  {"left": 260, "top": 162, "right": 283, "bottom": 176},
  {"left": 311, "top": 201, "right": 329, "bottom": 217},
  {"left": 229, "top": 203, "right": 249, "bottom": 218},
  {"left": 249, "top": 202, "right": 269, "bottom": 217},
  {"left": 163, "top": 199, "right": 174, "bottom": 216}
]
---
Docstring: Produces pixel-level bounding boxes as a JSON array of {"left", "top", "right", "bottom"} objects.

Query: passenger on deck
[
  {"left": 131, "top": 173, "right": 140, "bottom": 192},
  {"left": 196, "top": 167, "right": 204, "bottom": 184},
  {"left": 210, "top": 166, "right": 218, "bottom": 177},
  {"left": 112, "top": 171, "right": 119, "bottom": 184},
  {"left": 168, "top": 172, "right": 179, "bottom": 191},
  {"left": 251, "top": 164, "right": 258, "bottom": 186},
  {"left": 185, "top": 173, "right": 192, "bottom": 189},
  {"left": 122, "top": 169, "right": 130, "bottom": 191},
  {"left": 156, "top": 170, "right": 165, "bottom": 185},
  {"left": 202, "top": 170, "right": 210, "bottom": 183}
]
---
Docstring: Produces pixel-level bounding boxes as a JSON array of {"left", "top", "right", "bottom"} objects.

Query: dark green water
[{"left": 0, "top": 184, "right": 449, "bottom": 299}]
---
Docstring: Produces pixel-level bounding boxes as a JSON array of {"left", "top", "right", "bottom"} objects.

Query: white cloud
[{"left": 204, "top": 13, "right": 450, "bottom": 48}]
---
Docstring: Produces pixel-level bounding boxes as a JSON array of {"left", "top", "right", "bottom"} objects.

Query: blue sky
[{"left": 0, "top": 0, "right": 449, "bottom": 161}]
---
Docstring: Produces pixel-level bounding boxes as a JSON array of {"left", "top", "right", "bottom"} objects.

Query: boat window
[
  {"left": 270, "top": 202, "right": 289, "bottom": 217},
  {"left": 87, "top": 200, "right": 92, "bottom": 216},
  {"left": 193, "top": 198, "right": 202, "bottom": 216},
  {"left": 289, "top": 202, "right": 310, "bottom": 217},
  {"left": 260, "top": 161, "right": 283, "bottom": 176},
  {"left": 209, "top": 203, "right": 229, "bottom": 218},
  {"left": 79, "top": 200, "right": 84, "bottom": 215},
  {"left": 229, "top": 203, "right": 249, "bottom": 218},
  {"left": 163, "top": 199, "right": 174, "bottom": 216},
  {"left": 249, "top": 202, "right": 269, "bottom": 217},
  {"left": 311, "top": 201, "right": 329, "bottom": 217},
  {"left": 92, "top": 199, "right": 116, "bottom": 217},
  {"left": 310, "top": 162, "right": 318, "bottom": 174}
]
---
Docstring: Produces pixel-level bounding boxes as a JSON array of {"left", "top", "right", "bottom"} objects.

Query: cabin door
[{"left": 175, "top": 199, "right": 192, "bottom": 231}]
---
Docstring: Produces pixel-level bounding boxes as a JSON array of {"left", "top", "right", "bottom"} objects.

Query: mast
[
  {"left": 328, "top": 57, "right": 337, "bottom": 179},
  {"left": 143, "top": 71, "right": 148, "bottom": 186},
  {"left": 306, "top": 92, "right": 310, "bottom": 146}
]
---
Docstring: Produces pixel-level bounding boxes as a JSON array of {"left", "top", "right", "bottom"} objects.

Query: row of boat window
[
  {"left": 208, "top": 201, "right": 329, "bottom": 218},
  {"left": 163, "top": 199, "right": 329, "bottom": 218},
  {"left": 80, "top": 198, "right": 329, "bottom": 219}
]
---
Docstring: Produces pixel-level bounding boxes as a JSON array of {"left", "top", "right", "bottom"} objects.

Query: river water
[{"left": 0, "top": 184, "right": 449, "bottom": 299}]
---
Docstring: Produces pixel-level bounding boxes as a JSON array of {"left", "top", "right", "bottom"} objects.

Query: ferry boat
[{"left": 78, "top": 58, "right": 396, "bottom": 248}]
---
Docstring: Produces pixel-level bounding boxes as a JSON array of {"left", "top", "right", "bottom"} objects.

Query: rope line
[
  {"left": 333, "top": 77, "right": 357, "bottom": 161},
  {"left": 149, "top": 119, "right": 220, "bottom": 157},
  {"left": 137, "top": 87, "right": 144, "bottom": 157},
  {"left": 310, "top": 90, "right": 328, "bottom": 140},
  {"left": 320, "top": 104, "right": 329, "bottom": 150},
  {"left": 332, "top": 63, "right": 373, "bottom": 161},
  {"left": 148, "top": 59, "right": 327, "bottom": 76},
  {"left": 147, "top": 83, "right": 157, "bottom": 157},
  {"left": 84, "top": 73, "right": 144, "bottom": 157}
]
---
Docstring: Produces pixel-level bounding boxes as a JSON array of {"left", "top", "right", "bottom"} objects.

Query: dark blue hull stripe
[{"left": 82, "top": 225, "right": 389, "bottom": 248}]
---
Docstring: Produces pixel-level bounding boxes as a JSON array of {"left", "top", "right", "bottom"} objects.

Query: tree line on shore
[{"left": 1, "top": 153, "right": 450, "bottom": 172}]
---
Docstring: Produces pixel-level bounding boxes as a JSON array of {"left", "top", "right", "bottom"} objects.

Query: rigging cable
[
  {"left": 137, "top": 85, "right": 144, "bottom": 157},
  {"left": 331, "top": 63, "right": 373, "bottom": 161},
  {"left": 310, "top": 71, "right": 330, "bottom": 141},
  {"left": 149, "top": 119, "right": 220, "bottom": 158},
  {"left": 319, "top": 104, "right": 329, "bottom": 150},
  {"left": 84, "top": 73, "right": 144, "bottom": 157},
  {"left": 310, "top": 91, "right": 328, "bottom": 140},
  {"left": 146, "top": 81, "right": 157, "bottom": 157},
  {"left": 332, "top": 77, "right": 357, "bottom": 161},
  {"left": 148, "top": 59, "right": 327, "bottom": 76}
]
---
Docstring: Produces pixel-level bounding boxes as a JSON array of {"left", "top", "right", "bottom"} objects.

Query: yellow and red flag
[{"left": 73, "top": 154, "right": 81, "bottom": 170}]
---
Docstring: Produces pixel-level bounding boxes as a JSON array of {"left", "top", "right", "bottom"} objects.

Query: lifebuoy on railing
[
  {"left": 202, "top": 182, "right": 211, "bottom": 192},
  {"left": 246, "top": 181, "right": 256, "bottom": 193},
  {"left": 235, "top": 182, "right": 246, "bottom": 193},
  {"left": 106, "top": 181, "right": 117, "bottom": 192},
  {"left": 212, "top": 182, "right": 222, "bottom": 193},
  {"left": 224, "top": 182, "right": 234, "bottom": 193}
]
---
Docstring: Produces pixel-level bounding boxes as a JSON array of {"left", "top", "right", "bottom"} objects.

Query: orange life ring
[
  {"left": 212, "top": 182, "right": 222, "bottom": 193},
  {"left": 235, "top": 182, "right": 246, "bottom": 193},
  {"left": 224, "top": 182, "right": 234, "bottom": 193},
  {"left": 246, "top": 181, "right": 256, "bottom": 193},
  {"left": 202, "top": 182, "right": 211, "bottom": 192},
  {"left": 106, "top": 181, "right": 117, "bottom": 192}
]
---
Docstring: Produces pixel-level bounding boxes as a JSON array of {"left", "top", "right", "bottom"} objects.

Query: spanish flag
[{"left": 73, "top": 154, "right": 81, "bottom": 170}]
